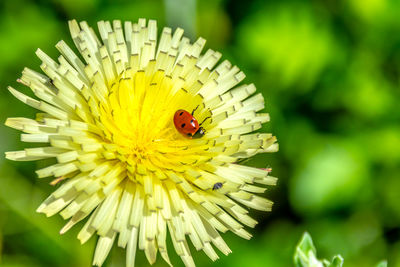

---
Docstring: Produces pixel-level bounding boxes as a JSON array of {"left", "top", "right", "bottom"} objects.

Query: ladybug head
[{"left": 191, "top": 127, "right": 205, "bottom": 139}]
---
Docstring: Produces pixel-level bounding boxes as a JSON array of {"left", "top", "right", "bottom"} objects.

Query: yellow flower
[{"left": 5, "top": 19, "right": 278, "bottom": 267}]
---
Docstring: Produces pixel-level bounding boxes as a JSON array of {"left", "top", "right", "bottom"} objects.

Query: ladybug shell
[{"left": 174, "top": 109, "right": 199, "bottom": 137}]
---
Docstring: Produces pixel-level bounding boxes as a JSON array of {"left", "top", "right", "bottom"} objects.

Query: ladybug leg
[
  {"left": 191, "top": 105, "right": 200, "bottom": 115},
  {"left": 199, "top": 115, "right": 211, "bottom": 126}
]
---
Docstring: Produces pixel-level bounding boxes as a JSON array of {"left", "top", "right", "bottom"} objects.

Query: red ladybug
[{"left": 173, "top": 109, "right": 207, "bottom": 138}]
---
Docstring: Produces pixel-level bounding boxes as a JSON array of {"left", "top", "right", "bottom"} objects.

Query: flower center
[{"left": 97, "top": 68, "right": 208, "bottom": 163}]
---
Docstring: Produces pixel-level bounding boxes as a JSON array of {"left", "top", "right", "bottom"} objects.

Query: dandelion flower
[{"left": 5, "top": 19, "right": 278, "bottom": 267}]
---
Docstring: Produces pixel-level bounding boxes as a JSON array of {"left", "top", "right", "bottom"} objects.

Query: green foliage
[
  {"left": 238, "top": 2, "right": 339, "bottom": 92},
  {"left": 290, "top": 140, "right": 368, "bottom": 215}
]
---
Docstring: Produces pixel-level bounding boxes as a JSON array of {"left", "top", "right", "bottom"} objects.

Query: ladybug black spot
[
  {"left": 190, "top": 119, "right": 193, "bottom": 123},
  {"left": 181, "top": 123, "right": 186, "bottom": 128},
  {"left": 179, "top": 112, "right": 184, "bottom": 116}
]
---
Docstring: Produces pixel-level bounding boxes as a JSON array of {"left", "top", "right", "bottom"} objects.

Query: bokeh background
[{"left": 0, "top": 0, "right": 400, "bottom": 266}]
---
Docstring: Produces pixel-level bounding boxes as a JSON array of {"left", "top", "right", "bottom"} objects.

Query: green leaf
[
  {"left": 297, "top": 232, "right": 317, "bottom": 255},
  {"left": 328, "top": 255, "right": 344, "bottom": 267},
  {"left": 294, "top": 232, "right": 318, "bottom": 267},
  {"left": 294, "top": 232, "right": 344, "bottom": 267}
]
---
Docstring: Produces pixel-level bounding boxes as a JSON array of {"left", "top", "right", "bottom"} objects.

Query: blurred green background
[{"left": 1, "top": 0, "right": 400, "bottom": 266}]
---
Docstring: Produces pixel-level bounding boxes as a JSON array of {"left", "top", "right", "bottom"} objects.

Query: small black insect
[{"left": 212, "top": 182, "right": 223, "bottom": 190}]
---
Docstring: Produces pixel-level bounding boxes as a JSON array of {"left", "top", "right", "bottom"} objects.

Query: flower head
[{"left": 5, "top": 19, "right": 278, "bottom": 267}]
